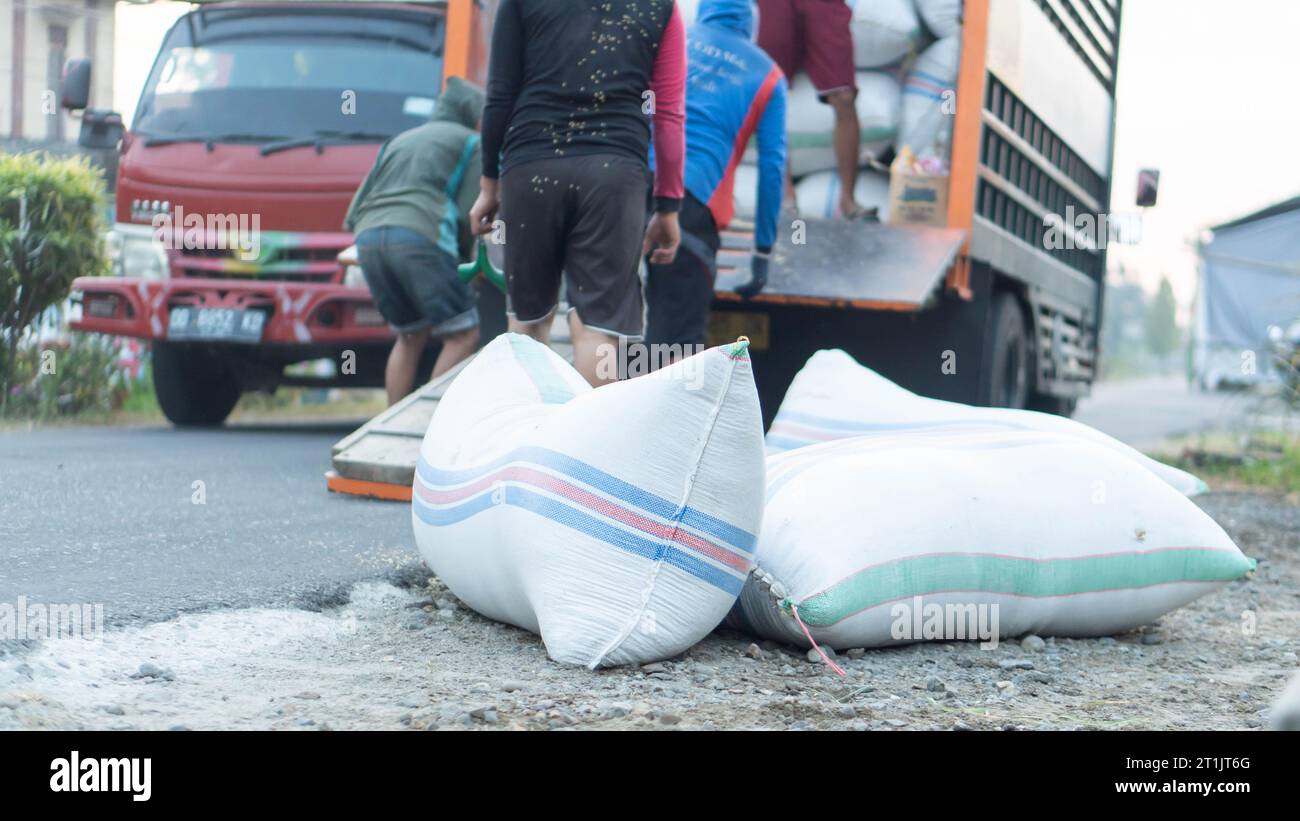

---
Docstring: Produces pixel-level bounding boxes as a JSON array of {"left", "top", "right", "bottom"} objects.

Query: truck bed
[{"left": 714, "top": 216, "right": 967, "bottom": 312}]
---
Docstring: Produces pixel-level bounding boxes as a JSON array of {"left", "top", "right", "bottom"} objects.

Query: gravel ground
[{"left": 2, "top": 491, "right": 1296, "bottom": 731}]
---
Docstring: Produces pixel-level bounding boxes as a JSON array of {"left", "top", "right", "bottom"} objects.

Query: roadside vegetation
[
  {"left": 1, "top": 152, "right": 109, "bottom": 417},
  {"left": 1157, "top": 430, "right": 1300, "bottom": 497}
]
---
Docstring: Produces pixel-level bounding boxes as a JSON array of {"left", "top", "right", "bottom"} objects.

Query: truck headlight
[{"left": 107, "top": 223, "right": 168, "bottom": 280}]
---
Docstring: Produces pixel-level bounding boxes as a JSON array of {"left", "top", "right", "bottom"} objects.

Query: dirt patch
[{"left": 2, "top": 491, "right": 1296, "bottom": 731}]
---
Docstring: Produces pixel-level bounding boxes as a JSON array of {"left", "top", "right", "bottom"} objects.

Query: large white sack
[
  {"left": 794, "top": 169, "right": 891, "bottom": 219},
  {"left": 761, "top": 71, "right": 899, "bottom": 177},
  {"left": 766, "top": 349, "right": 1209, "bottom": 496},
  {"left": 849, "top": 0, "right": 923, "bottom": 68},
  {"left": 915, "top": 0, "right": 962, "bottom": 39},
  {"left": 731, "top": 429, "right": 1253, "bottom": 650},
  {"left": 733, "top": 163, "right": 758, "bottom": 220},
  {"left": 412, "top": 334, "right": 765, "bottom": 668},
  {"left": 898, "top": 36, "right": 960, "bottom": 155}
]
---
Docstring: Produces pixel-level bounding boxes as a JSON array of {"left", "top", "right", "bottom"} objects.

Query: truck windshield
[{"left": 134, "top": 33, "right": 444, "bottom": 143}]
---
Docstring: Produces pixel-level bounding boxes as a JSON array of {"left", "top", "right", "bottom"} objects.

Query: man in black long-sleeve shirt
[{"left": 468, "top": 0, "right": 688, "bottom": 385}]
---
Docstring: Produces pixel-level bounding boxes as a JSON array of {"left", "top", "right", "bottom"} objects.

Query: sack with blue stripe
[
  {"left": 412, "top": 334, "right": 764, "bottom": 667},
  {"left": 732, "top": 427, "right": 1253, "bottom": 650},
  {"left": 767, "top": 349, "right": 1207, "bottom": 496},
  {"left": 898, "top": 36, "right": 960, "bottom": 155}
]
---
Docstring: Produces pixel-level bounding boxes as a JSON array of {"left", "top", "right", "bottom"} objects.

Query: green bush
[
  {"left": 3, "top": 334, "right": 131, "bottom": 419},
  {"left": 0, "top": 152, "right": 109, "bottom": 409}
]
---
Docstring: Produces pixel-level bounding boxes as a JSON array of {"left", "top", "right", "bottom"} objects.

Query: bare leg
[
  {"left": 826, "top": 88, "right": 862, "bottom": 218},
  {"left": 430, "top": 326, "right": 480, "bottom": 380},
  {"left": 507, "top": 311, "right": 554, "bottom": 347},
  {"left": 783, "top": 164, "right": 798, "bottom": 212},
  {"left": 568, "top": 310, "right": 619, "bottom": 387},
  {"left": 385, "top": 327, "right": 431, "bottom": 406}
]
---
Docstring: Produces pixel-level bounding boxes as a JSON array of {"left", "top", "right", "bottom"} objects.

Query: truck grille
[{"left": 172, "top": 238, "right": 347, "bottom": 283}]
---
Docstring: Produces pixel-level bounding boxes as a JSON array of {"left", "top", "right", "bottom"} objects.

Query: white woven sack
[
  {"left": 766, "top": 349, "right": 1208, "bottom": 496},
  {"left": 412, "top": 334, "right": 765, "bottom": 667},
  {"left": 732, "top": 428, "right": 1252, "bottom": 650}
]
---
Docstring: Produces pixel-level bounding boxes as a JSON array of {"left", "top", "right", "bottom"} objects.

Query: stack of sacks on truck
[
  {"left": 412, "top": 334, "right": 765, "bottom": 668},
  {"left": 735, "top": 0, "right": 921, "bottom": 219},
  {"left": 914, "top": 0, "right": 962, "bottom": 39},
  {"left": 724, "top": 349, "right": 1251, "bottom": 652},
  {"left": 792, "top": 166, "right": 892, "bottom": 219},
  {"left": 898, "top": 35, "right": 961, "bottom": 158},
  {"left": 734, "top": 0, "right": 968, "bottom": 221}
]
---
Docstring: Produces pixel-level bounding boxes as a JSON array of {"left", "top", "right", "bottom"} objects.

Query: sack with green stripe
[
  {"left": 412, "top": 333, "right": 764, "bottom": 668},
  {"left": 730, "top": 428, "right": 1253, "bottom": 649}
]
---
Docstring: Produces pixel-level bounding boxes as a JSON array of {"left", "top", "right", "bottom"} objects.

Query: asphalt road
[
  {"left": 0, "top": 375, "right": 1269, "bottom": 636},
  {"left": 1074, "top": 375, "right": 1259, "bottom": 451},
  {"left": 0, "top": 421, "right": 422, "bottom": 630}
]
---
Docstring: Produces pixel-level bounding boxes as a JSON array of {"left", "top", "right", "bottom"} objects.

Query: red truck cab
[{"left": 67, "top": 0, "right": 491, "bottom": 425}]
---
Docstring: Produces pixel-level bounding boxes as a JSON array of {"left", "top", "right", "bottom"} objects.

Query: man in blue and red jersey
[{"left": 644, "top": 0, "right": 787, "bottom": 350}]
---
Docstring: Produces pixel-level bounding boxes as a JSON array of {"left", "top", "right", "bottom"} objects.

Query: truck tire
[
  {"left": 152, "top": 342, "right": 242, "bottom": 427},
  {"left": 1027, "top": 393, "right": 1078, "bottom": 417},
  {"left": 988, "top": 293, "right": 1030, "bottom": 409}
]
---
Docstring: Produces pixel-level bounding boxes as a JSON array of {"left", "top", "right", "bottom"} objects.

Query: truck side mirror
[
  {"left": 62, "top": 58, "right": 93, "bottom": 111},
  {"left": 78, "top": 110, "right": 125, "bottom": 150},
  {"left": 1136, "top": 168, "right": 1159, "bottom": 208}
]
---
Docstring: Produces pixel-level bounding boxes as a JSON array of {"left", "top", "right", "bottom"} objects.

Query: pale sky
[
  {"left": 113, "top": 0, "right": 1300, "bottom": 311},
  {"left": 1106, "top": 0, "right": 1300, "bottom": 310}
]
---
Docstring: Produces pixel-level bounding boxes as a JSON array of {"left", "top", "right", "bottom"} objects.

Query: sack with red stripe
[
  {"left": 412, "top": 333, "right": 765, "bottom": 667},
  {"left": 731, "top": 428, "right": 1253, "bottom": 650},
  {"left": 767, "top": 349, "right": 1208, "bottom": 496}
]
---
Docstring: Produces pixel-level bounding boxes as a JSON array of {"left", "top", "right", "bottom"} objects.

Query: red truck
[
  {"left": 70, "top": 0, "right": 1124, "bottom": 432},
  {"left": 65, "top": 0, "right": 494, "bottom": 425}
]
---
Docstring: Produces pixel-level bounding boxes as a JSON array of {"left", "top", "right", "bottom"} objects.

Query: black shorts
[
  {"left": 500, "top": 154, "right": 650, "bottom": 339},
  {"left": 644, "top": 193, "right": 720, "bottom": 348},
  {"left": 354, "top": 226, "right": 479, "bottom": 335}
]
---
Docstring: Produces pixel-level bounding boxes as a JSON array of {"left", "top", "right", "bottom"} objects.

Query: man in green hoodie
[{"left": 345, "top": 77, "right": 485, "bottom": 405}]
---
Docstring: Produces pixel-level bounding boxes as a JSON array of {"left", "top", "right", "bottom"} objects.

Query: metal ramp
[
  {"left": 326, "top": 314, "right": 574, "bottom": 500},
  {"left": 714, "top": 215, "right": 966, "bottom": 311}
]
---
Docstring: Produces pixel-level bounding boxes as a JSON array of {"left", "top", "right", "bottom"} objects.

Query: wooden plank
[
  {"left": 330, "top": 355, "right": 471, "bottom": 455},
  {"left": 329, "top": 313, "right": 576, "bottom": 496},
  {"left": 325, "top": 471, "right": 412, "bottom": 503}
]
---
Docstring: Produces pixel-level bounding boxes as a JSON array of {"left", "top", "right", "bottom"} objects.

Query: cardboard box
[{"left": 888, "top": 162, "right": 950, "bottom": 227}]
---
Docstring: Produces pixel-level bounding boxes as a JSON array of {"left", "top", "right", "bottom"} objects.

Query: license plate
[{"left": 167, "top": 307, "right": 266, "bottom": 343}]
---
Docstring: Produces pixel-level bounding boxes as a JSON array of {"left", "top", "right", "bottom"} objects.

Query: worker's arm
[
  {"left": 736, "top": 69, "right": 788, "bottom": 300},
  {"left": 649, "top": 3, "right": 686, "bottom": 213},
  {"left": 753, "top": 70, "right": 788, "bottom": 255},
  {"left": 454, "top": 136, "right": 483, "bottom": 259},
  {"left": 470, "top": 0, "right": 523, "bottom": 233},
  {"left": 479, "top": 0, "right": 523, "bottom": 182}
]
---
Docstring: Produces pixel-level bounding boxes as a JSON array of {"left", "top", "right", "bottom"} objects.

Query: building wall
[{"left": 1, "top": 0, "right": 115, "bottom": 147}]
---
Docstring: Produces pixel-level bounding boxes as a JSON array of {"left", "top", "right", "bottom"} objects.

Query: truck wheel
[
  {"left": 1027, "top": 393, "right": 1078, "bottom": 417},
  {"left": 989, "top": 293, "right": 1030, "bottom": 409},
  {"left": 152, "top": 342, "right": 242, "bottom": 427}
]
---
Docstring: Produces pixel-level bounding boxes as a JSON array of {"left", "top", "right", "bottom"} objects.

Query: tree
[
  {"left": 1145, "top": 276, "right": 1180, "bottom": 359},
  {"left": 0, "top": 152, "right": 108, "bottom": 411}
]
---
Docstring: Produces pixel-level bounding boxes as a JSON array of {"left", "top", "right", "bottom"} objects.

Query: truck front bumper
[{"left": 69, "top": 276, "right": 394, "bottom": 345}]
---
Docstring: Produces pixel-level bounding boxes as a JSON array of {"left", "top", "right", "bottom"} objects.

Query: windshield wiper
[
  {"left": 143, "top": 132, "right": 291, "bottom": 150},
  {"left": 259, "top": 130, "right": 393, "bottom": 156}
]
